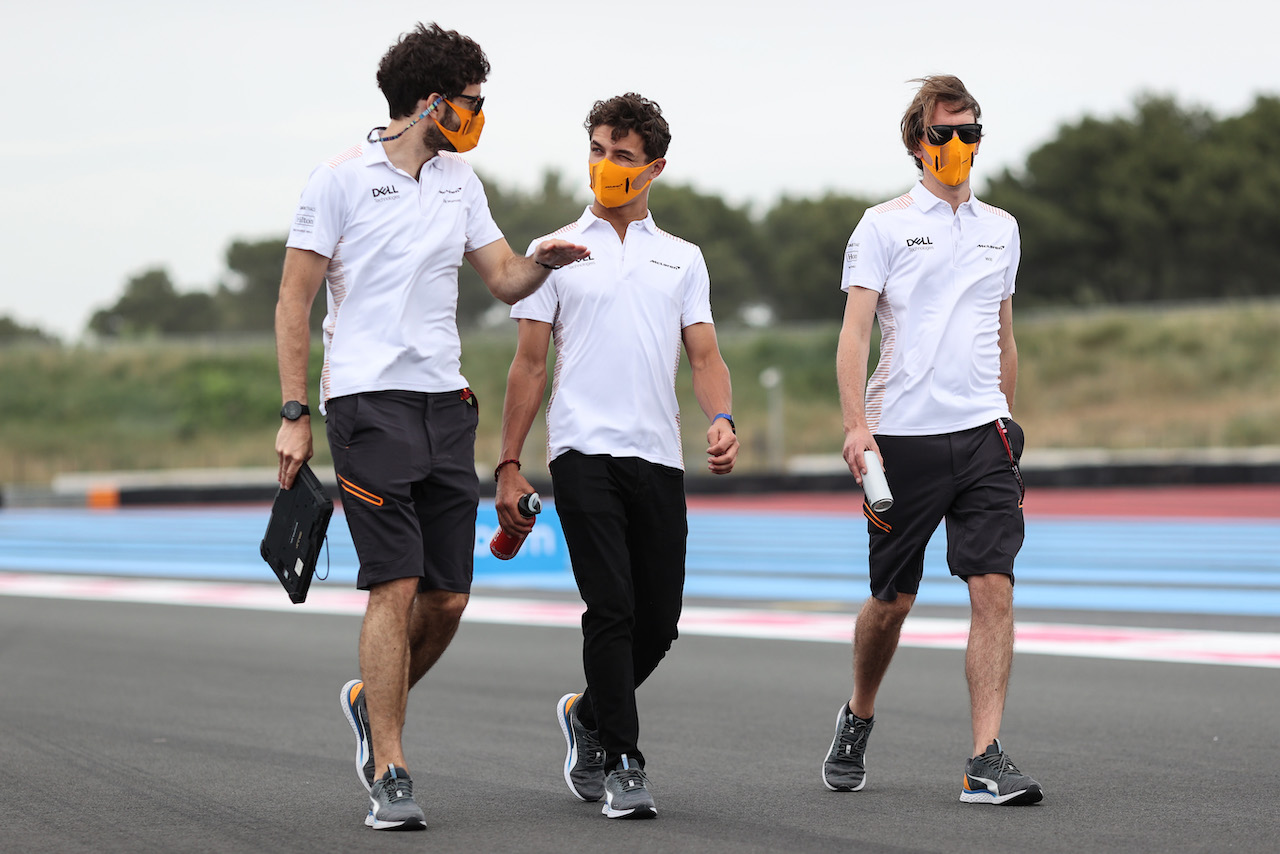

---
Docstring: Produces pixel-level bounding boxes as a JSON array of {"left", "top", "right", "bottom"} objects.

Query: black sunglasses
[
  {"left": 926, "top": 123, "right": 982, "bottom": 145},
  {"left": 449, "top": 93, "right": 485, "bottom": 114}
]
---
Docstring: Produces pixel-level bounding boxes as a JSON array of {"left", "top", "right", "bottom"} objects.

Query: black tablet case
[{"left": 260, "top": 463, "right": 334, "bottom": 604}]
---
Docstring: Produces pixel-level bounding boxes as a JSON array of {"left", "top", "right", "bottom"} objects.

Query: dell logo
[
  {"left": 905, "top": 236, "right": 933, "bottom": 247},
  {"left": 371, "top": 186, "right": 400, "bottom": 198}
]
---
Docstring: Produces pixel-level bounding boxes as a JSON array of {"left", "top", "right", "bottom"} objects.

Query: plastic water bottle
[{"left": 489, "top": 492, "right": 542, "bottom": 559}]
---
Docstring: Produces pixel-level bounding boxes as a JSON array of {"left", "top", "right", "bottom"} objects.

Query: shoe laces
[
  {"left": 612, "top": 767, "right": 648, "bottom": 791},
  {"left": 577, "top": 727, "right": 605, "bottom": 769},
  {"left": 988, "top": 751, "right": 1021, "bottom": 776},
  {"left": 380, "top": 769, "right": 414, "bottom": 802},
  {"left": 837, "top": 716, "right": 871, "bottom": 755}
]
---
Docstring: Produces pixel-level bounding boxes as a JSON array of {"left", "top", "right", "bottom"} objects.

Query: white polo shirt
[
  {"left": 841, "top": 182, "right": 1021, "bottom": 436},
  {"left": 511, "top": 207, "right": 715, "bottom": 470},
  {"left": 287, "top": 141, "right": 504, "bottom": 411}
]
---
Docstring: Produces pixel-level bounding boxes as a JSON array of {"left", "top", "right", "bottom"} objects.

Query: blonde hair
[{"left": 900, "top": 75, "right": 981, "bottom": 166}]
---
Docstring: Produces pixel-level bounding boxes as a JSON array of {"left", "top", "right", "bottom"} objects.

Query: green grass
[{"left": 2, "top": 301, "right": 1278, "bottom": 484}]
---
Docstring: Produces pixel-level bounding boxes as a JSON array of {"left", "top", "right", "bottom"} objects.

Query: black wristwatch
[{"left": 280, "top": 400, "right": 311, "bottom": 421}]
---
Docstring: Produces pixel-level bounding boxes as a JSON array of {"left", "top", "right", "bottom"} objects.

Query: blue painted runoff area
[{"left": 1, "top": 503, "right": 1279, "bottom": 616}]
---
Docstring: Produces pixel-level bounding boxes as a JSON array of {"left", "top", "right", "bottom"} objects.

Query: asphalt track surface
[{"left": 2, "top": 488, "right": 1279, "bottom": 852}]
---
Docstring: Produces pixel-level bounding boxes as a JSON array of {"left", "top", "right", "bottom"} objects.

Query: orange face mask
[
  {"left": 918, "top": 135, "right": 978, "bottom": 186},
  {"left": 434, "top": 99, "right": 485, "bottom": 153},
  {"left": 588, "top": 157, "right": 656, "bottom": 208}
]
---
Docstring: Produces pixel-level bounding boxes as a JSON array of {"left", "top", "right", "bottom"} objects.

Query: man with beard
[{"left": 274, "top": 22, "right": 587, "bottom": 831}]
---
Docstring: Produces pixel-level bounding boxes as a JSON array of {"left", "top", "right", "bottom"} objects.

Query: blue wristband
[{"left": 712, "top": 413, "right": 736, "bottom": 433}]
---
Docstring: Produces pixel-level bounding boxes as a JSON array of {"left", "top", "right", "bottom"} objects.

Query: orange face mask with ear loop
[
  {"left": 919, "top": 135, "right": 978, "bottom": 186},
  {"left": 588, "top": 157, "right": 657, "bottom": 208},
  {"left": 433, "top": 99, "right": 485, "bottom": 153}
]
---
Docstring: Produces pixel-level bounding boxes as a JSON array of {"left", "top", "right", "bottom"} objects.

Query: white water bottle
[{"left": 861, "top": 450, "right": 894, "bottom": 512}]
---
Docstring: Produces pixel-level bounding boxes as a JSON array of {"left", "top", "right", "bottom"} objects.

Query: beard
[{"left": 422, "top": 117, "right": 457, "bottom": 153}]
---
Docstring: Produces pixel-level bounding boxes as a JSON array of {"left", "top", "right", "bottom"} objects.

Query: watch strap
[{"left": 281, "top": 401, "right": 311, "bottom": 420}]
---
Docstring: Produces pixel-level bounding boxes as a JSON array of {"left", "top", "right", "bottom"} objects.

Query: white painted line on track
[{"left": 2, "top": 571, "right": 1277, "bottom": 669}]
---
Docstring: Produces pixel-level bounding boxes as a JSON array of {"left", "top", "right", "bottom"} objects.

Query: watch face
[{"left": 282, "top": 401, "right": 304, "bottom": 420}]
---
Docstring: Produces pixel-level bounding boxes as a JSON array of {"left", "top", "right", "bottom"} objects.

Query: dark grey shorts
[
  {"left": 864, "top": 419, "right": 1025, "bottom": 601},
  {"left": 325, "top": 389, "right": 480, "bottom": 592}
]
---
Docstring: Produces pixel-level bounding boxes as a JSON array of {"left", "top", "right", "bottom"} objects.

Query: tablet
[{"left": 259, "top": 463, "right": 334, "bottom": 604}]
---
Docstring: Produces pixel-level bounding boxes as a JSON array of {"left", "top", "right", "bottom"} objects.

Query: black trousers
[{"left": 549, "top": 451, "right": 687, "bottom": 770}]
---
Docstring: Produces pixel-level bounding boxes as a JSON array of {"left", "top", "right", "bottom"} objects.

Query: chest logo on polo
[
  {"left": 905, "top": 236, "right": 933, "bottom": 248},
  {"left": 439, "top": 186, "right": 463, "bottom": 203},
  {"left": 370, "top": 185, "right": 401, "bottom": 201},
  {"left": 977, "top": 243, "right": 1006, "bottom": 262},
  {"left": 649, "top": 259, "right": 682, "bottom": 270}
]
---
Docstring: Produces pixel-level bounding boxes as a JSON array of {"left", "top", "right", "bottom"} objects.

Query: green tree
[
  {"left": 1188, "top": 95, "right": 1280, "bottom": 298},
  {"left": 760, "top": 192, "right": 880, "bottom": 322},
  {"left": 983, "top": 94, "right": 1280, "bottom": 305},
  {"left": 87, "top": 268, "right": 218, "bottom": 337},
  {"left": 0, "top": 315, "right": 58, "bottom": 346},
  {"left": 215, "top": 238, "right": 296, "bottom": 332}
]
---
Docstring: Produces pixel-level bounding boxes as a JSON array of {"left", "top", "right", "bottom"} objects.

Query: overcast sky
[{"left": 2, "top": 0, "right": 1275, "bottom": 339}]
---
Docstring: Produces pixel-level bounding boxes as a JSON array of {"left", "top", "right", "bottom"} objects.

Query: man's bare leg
[
  {"left": 965, "top": 573, "right": 1014, "bottom": 755},
  {"left": 408, "top": 590, "right": 469, "bottom": 688},
  {"left": 360, "top": 576, "right": 419, "bottom": 775},
  {"left": 849, "top": 593, "right": 915, "bottom": 718}
]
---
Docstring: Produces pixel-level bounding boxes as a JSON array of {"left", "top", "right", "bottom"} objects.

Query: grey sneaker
[
  {"left": 366, "top": 765, "right": 426, "bottom": 830},
  {"left": 557, "top": 692, "right": 605, "bottom": 802},
  {"left": 822, "top": 705, "right": 874, "bottom": 791},
  {"left": 341, "top": 679, "right": 376, "bottom": 791},
  {"left": 960, "top": 739, "right": 1044, "bottom": 805},
  {"left": 601, "top": 755, "right": 656, "bottom": 819}
]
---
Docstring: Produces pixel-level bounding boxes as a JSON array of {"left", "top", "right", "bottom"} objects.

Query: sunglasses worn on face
[
  {"left": 926, "top": 123, "right": 982, "bottom": 145},
  {"left": 450, "top": 93, "right": 485, "bottom": 114}
]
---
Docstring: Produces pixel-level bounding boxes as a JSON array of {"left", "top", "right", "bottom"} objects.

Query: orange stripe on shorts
[
  {"left": 864, "top": 503, "right": 892, "bottom": 533},
  {"left": 338, "top": 474, "right": 384, "bottom": 507}
]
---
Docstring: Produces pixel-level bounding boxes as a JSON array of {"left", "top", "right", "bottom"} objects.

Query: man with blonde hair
[{"left": 822, "top": 75, "right": 1042, "bottom": 806}]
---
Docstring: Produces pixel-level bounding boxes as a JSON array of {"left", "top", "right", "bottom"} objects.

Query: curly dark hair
[
  {"left": 584, "top": 93, "right": 671, "bottom": 161},
  {"left": 376, "top": 23, "right": 490, "bottom": 120}
]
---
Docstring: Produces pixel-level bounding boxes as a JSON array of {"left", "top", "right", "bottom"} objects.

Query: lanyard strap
[{"left": 994, "top": 419, "right": 1025, "bottom": 508}]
